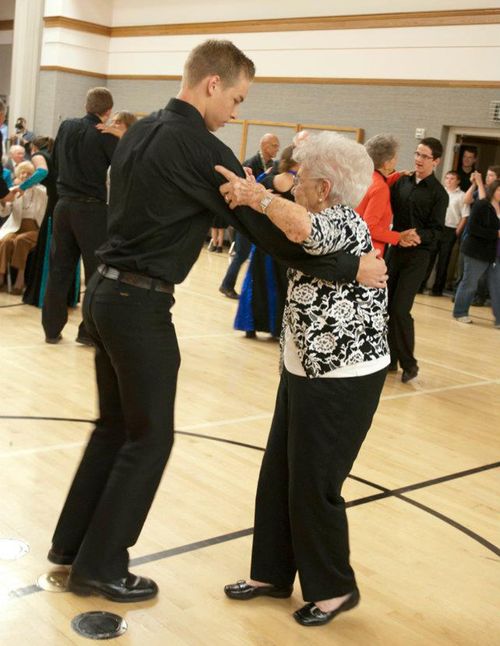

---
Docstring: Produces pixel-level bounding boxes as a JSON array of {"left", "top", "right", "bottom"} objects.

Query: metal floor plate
[
  {"left": 71, "top": 611, "right": 128, "bottom": 640},
  {"left": 37, "top": 568, "right": 70, "bottom": 592}
]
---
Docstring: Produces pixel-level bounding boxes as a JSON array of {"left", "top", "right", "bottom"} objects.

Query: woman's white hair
[{"left": 293, "top": 131, "right": 373, "bottom": 207}]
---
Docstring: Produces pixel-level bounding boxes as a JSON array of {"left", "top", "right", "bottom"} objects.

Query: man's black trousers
[
  {"left": 387, "top": 246, "right": 430, "bottom": 371},
  {"left": 51, "top": 272, "right": 180, "bottom": 580},
  {"left": 42, "top": 197, "right": 108, "bottom": 340}
]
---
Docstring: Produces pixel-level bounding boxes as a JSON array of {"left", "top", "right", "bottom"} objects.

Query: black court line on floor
[
  {"left": 3, "top": 415, "right": 499, "bottom": 599},
  {"left": 0, "top": 302, "right": 26, "bottom": 308}
]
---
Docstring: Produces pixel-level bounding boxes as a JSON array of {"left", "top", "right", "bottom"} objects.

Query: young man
[
  {"left": 387, "top": 137, "right": 448, "bottom": 382},
  {"left": 41, "top": 87, "right": 118, "bottom": 345},
  {"left": 457, "top": 146, "right": 477, "bottom": 192},
  {"left": 48, "top": 40, "right": 387, "bottom": 603},
  {"left": 423, "top": 170, "right": 465, "bottom": 296}
]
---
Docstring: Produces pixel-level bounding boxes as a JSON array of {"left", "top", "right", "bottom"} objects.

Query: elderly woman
[
  {"left": 216, "top": 132, "right": 389, "bottom": 627},
  {"left": 357, "top": 134, "right": 419, "bottom": 256},
  {"left": 0, "top": 161, "right": 47, "bottom": 294}
]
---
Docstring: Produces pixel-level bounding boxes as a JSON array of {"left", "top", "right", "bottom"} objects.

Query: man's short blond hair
[
  {"left": 183, "top": 39, "right": 255, "bottom": 89},
  {"left": 85, "top": 87, "right": 113, "bottom": 116}
]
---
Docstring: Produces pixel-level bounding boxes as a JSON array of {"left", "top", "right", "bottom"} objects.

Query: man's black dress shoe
[
  {"left": 47, "top": 546, "right": 75, "bottom": 566},
  {"left": 387, "top": 362, "right": 398, "bottom": 372},
  {"left": 401, "top": 365, "right": 419, "bottom": 383},
  {"left": 219, "top": 285, "right": 239, "bottom": 299},
  {"left": 68, "top": 572, "right": 158, "bottom": 603},
  {"left": 293, "top": 588, "right": 360, "bottom": 626},
  {"left": 224, "top": 580, "right": 293, "bottom": 600},
  {"left": 45, "top": 334, "right": 62, "bottom": 344},
  {"left": 75, "top": 333, "right": 95, "bottom": 347}
]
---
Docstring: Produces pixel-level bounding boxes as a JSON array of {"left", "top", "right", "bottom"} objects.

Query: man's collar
[
  {"left": 413, "top": 172, "right": 434, "bottom": 185},
  {"left": 85, "top": 112, "right": 102, "bottom": 124},
  {"left": 166, "top": 98, "right": 207, "bottom": 129}
]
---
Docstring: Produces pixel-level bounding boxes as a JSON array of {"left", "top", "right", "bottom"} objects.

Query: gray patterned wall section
[{"left": 35, "top": 71, "right": 500, "bottom": 175}]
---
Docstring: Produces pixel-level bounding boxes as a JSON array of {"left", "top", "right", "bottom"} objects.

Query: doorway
[{"left": 442, "top": 126, "right": 500, "bottom": 180}]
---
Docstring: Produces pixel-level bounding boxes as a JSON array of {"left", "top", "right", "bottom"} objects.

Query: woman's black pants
[{"left": 250, "top": 367, "right": 386, "bottom": 601}]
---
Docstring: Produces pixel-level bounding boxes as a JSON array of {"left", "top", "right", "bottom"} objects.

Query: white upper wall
[
  {"left": 105, "top": 25, "right": 500, "bottom": 81},
  {"left": 44, "top": 0, "right": 113, "bottom": 25},
  {"left": 110, "top": 0, "right": 500, "bottom": 26},
  {"left": 43, "top": 0, "right": 500, "bottom": 26},
  {"left": 39, "top": 0, "right": 500, "bottom": 82}
]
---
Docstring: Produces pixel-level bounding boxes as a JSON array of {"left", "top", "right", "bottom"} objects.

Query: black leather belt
[
  {"left": 98, "top": 265, "right": 174, "bottom": 294},
  {"left": 63, "top": 195, "right": 105, "bottom": 204}
]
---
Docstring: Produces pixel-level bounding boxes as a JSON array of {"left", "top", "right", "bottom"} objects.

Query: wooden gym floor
[{"left": 0, "top": 248, "right": 499, "bottom": 645}]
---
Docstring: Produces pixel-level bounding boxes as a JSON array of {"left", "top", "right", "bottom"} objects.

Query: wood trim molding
[
  {"left": 39, "top": 65, "right": 107, "bottom": 79},
  {"left": 254, "top": 77, "right": 500, "bottom": 89},
  {"left": 43, "top": 8, "right": 500, "bottom": 38},
  {"left": 40, "top": 67, "right": 500, "bottom": 89},
  {"left": 43, "top": 16, "right": 111, "bottom": 36},
  {"left": 0, "top": 20, "right": 14, "bottom": 31}
]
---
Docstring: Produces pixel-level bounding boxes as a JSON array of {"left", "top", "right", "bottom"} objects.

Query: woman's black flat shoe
[
  {"left": 293, "top": 588, "right": 360, "bottom": 626},
  {"left": 224, "top": 580, "right": 293, "bottom": 600}
]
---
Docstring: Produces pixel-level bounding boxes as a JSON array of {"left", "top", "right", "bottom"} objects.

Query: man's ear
[{"left": 207, "top": 75, "right": 221, "bottom": 97}]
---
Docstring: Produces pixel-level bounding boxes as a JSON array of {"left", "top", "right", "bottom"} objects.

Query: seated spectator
[
  {"left": 4, "top": 145, "right": 26, "bottom": 175},
  {"left": 453, "top": 179, "right": 500, "bottom": 325},
  {"left": 357, "top": 134, "right": 419, "bottom": 256},
  {"left": 0, "top": 162, "right": 47, "bottom": 294}
]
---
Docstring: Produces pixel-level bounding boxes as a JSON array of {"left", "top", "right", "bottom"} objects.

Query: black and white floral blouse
[{"left": 282, "top": 204, "right": 389, "bottom": 378}]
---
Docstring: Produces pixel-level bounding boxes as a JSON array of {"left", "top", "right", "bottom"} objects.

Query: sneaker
[{"left": 454, "top": 316, "right": 472, "bottom": 324}]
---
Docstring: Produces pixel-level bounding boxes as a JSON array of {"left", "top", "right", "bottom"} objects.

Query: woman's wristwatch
[{"left": 259, "top": 193, "right": 274, "bottom": 214}]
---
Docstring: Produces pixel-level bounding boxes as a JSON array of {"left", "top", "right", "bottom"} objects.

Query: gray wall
[
  {"left": 35, "top": 71, "right": 112, "bottom": 139},
  {"left": 36, "top": 72, "right": 500, "bottom": 178},
  {"left": 0, "top": 44, "right": 12, "bottom": 102}
]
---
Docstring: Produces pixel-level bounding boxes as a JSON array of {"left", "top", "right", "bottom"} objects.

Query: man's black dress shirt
[
  {"left": 390, "top": 173, "right": 448, "bottom": 251},
  {"left": 53, "top": 113, "right": 118, "bottom": 202},
  {"left": 98, "top": 98, "right": 359, "bottom": 284}
]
